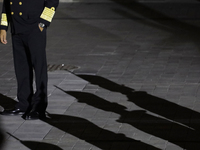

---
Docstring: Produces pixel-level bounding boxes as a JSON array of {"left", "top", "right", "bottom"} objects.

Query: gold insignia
[
  {"left": 10, "top": 2, "right": 12, "bottom": 5},
  {"left": 1, "top": 13, "right": 8, "bottom": 26},
  {"left": 40, "top": 7, "right": 55, "bottom": 22},
  {"left": 19, "top": 2, "right": 22, "bottom": 5},
  {"left": 11, "top": 12, "right": 14, "bottom": 15},
  {"left": 19, "top": 12, "right": 22, "bottom": 16}
]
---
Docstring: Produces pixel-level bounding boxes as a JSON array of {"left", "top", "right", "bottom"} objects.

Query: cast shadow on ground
[
  {"left": 7, "top": 133, "right": 63, "bottom": 150},
  {"left": 0, "top": 120, "right": 5, "bottom": 149},
  {"left": 0, "top": 94, "right": 17, "bottom": 111},
  {"left": 55, "top": 74, "right": 200, "bottom": 150},
  {"left": 112, "top": 0, "right": 200, "bottom": 32},
  {"left": 0, "top": 95, "right": 63, "bottom": 150},
  {"left": 42, "top": 113, "right": 160, "bottom": 150},
  {"left": 77, "top": 74, "right": 200, "bottom": 131},
  {"left": 111, "top": 0, "right": 200, "bottom": 49}
]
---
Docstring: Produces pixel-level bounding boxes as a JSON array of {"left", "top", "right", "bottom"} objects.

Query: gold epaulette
[
  {"left": 1, "top": 13, "right": 8, "bottom": 26},
  {"left": 40, "top": 7, "right": 55, "bottom": 22}
]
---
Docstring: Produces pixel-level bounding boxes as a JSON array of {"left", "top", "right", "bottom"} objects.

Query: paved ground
[{"left": 1, "top": 1, "right": 200, "bottom": 150}]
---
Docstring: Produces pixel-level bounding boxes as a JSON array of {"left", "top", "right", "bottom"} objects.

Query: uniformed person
[{"left": 0, "top": 0, "right": 59, "bottom": 120}]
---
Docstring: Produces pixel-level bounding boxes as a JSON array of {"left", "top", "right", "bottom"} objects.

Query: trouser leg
[
  {"left": 28, "top": 26, "right": 48, "bottom": 113},
  {"left": 12, "top": 34, "right": 33, "bottom": 111}
]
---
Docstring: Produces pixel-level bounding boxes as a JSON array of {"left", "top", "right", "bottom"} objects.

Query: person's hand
[
  {"left": 0, "top": 30, "right": 7, "bottom": 44},
  {"left": 38, "top": 25, "right": 44, "bottom": 32}
]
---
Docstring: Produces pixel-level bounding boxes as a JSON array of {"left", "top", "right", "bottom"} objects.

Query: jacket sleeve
[
  {"left": 40, "top": 0, "right": 59, "bottom": 27},
  {"left": 0, "top": 0, "right": 10, "bottom": 31}
]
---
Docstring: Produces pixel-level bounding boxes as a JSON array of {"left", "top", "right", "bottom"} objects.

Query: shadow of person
[
  {"left": 76, "top": 74, "right": 200, "bottom": 132},
  {"left": 7, "top": 133, "right": 63, "bottom": 150},
  {"left": 119, "top": 110, "right": 200, "bottom": 150},
  {"left": 42, "top": 113, "right": 160, "bottom": 150},
  {"left": 0, "top": 94, "right": 17, "bottom": 111},
  {"left": 61, "top": 90, "right": 200, "bottom": 150},
  {"left": 0, "top": 121, "right": 5, "bottom": 149}
]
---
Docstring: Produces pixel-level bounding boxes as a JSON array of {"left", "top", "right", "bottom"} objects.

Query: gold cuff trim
[
  {"left": 40, "top": 7, "right": 55, "bottom": 22},
  {"left": 1, "top": 13, "right": 8, "bottom": 26}
]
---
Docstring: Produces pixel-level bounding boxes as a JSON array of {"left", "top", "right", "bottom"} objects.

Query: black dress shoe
[
  {"left": 1, "top": 108, "right": 25, "bottom": 115},
  {"left": 22, "top": 111, "right": 46, "bottom": 120}
]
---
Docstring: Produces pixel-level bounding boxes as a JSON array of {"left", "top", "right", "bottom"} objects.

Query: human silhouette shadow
[
  {"left": 58, "top": 89, "right": 200, "bottom": 150},
  {"left": 76, "top": 74, "right": 200, "bottom": 132},
  {"left": 0, "top": 121, "right": 5, "bottom": 149},
  {"left": 0, "top": 94, "right": 17, "bottom": 110},
  {"left": 7, "top": 133, "right": 63, "bottom": 150},
  {"left": 119, "top": 110, "right": 200, "bottom": 150},
  {"left": 42, "top": 113, "right": 160, "bottom": 150}
]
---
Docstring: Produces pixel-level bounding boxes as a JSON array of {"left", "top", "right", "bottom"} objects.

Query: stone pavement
[{"left": 1, "top": 1, "right": 200, "bottom": 150}]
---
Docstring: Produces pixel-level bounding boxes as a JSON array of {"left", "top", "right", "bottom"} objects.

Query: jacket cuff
[
  {"left": 0, "top": 25, "right": 8, "bottom": 31},
  {"left": 39, "top": 19, "right": 50, "bottom": 27}
]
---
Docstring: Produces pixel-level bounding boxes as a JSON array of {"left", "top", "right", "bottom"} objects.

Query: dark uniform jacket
[{"left": 0, "top": 0, "right": 59, "bottom": 34}]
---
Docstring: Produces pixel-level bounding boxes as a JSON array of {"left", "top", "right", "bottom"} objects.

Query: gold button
[
  {"left": 10, "top": 2, "right": 12, "bottom": 5},
  {"left": 19, "top": 12, "right": 22, "bottom": 16},
  {"left": 19, "top": 2, "right": 22, "bottom": 5},
  {"left": 11, "top": 12, "right": 14, "bottom": 15}
]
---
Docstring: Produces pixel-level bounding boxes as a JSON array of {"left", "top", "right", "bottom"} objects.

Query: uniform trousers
[{"left": 11, "top": 25, "right": 48, "bottom": 114}]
